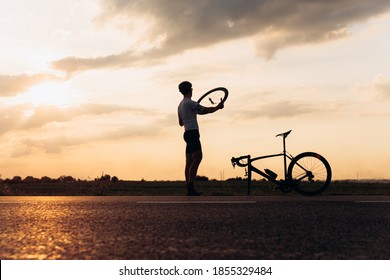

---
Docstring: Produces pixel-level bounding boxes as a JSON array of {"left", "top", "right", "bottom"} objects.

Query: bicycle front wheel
[{"left": 288, "top": 152, "right": 332, "bottom": 196}]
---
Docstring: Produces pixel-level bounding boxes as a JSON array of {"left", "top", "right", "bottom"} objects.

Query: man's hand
[{"left": 217, "top": 98, "right": 224, "bottom": 110}]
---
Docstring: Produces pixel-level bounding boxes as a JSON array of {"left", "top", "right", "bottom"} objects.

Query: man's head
[{"left": 178, "top": 81, "right": 192, "bottom": 95}]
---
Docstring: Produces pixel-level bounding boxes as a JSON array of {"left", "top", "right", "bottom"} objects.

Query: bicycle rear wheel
[
  {"left": 287, "top": 152, "right": 332, "bottom": 196},
  {"left": 197, "top": 87, "right": 228, "bottom": 107}
]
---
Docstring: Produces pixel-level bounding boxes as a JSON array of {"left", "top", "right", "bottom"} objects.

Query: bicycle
[{"left": 231, "top": 130, "right": 332, "bottom": 196}]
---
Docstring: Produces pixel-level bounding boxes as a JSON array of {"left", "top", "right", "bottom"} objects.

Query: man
[{"left": 177, "top": 81, "right": 224, "bottom": 196}]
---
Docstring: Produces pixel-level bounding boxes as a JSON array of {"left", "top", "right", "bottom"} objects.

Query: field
[{"left": 1, "top": 179, "right": 390, "bottom": 196}]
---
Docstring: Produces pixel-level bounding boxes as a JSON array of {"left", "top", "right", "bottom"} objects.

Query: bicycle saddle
[{"left": 276, "top": 130, "right": 292, "bottom": 138}]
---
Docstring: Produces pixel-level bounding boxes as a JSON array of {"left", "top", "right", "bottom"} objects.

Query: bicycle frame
[
  {"left": 246, "top": 153, "right": 294, "bottom": 183},
  {"left": 231, "top": 130, "right": 294, "bottom": 195}
]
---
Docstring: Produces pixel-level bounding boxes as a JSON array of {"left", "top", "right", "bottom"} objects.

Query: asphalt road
[{"left": 0, "top": 196, "right": 389, "bottom": 259}]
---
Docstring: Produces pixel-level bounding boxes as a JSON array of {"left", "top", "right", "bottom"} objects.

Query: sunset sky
[{"left": 0, "top": 0, "right": 389, "bottom": 181}]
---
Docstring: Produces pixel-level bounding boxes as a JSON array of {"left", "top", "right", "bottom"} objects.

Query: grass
[{"left": 1, "top": 180, "right": 390, "bottom": 196}]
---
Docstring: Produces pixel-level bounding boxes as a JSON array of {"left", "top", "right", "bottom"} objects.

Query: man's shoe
[
  {"left": 186, "top": 190, "right": 203, "bottom": 196},
  {"left": 186, "top": 182, "right": 202, "bottom": 196}
]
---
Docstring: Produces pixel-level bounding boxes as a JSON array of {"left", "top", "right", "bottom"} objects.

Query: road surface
[{"left": 0, "top": 196, "right": 389, "bottom": 259}]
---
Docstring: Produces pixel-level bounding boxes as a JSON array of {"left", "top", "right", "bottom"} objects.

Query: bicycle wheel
[
  {"left": 287, "top": 152, "right": 332, "bottom": 196},
  {"left": 197, "top": 87, "right": 228, "bottom": 107}
]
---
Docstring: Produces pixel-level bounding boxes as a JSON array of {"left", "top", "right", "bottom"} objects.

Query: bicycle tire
[
  {"left": 197, "top": 87, "right": 228, "bottom": 107},
  {"left": 287, "top": 152, "right": 332, "bottom": 196}
]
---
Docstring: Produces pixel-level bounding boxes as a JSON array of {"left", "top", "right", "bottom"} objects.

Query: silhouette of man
[{"left": 177, "top": 81, "right": 224, "bottom": 196}]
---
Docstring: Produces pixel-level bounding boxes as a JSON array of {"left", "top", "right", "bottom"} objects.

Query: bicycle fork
[{"left": 245, "top": 159, "right": 281, "bottom": 195}]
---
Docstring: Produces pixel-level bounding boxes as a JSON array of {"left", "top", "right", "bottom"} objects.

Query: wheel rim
[
  {"left": 197, "top": 87, "right": 228, "bottom": 107},
  {"left": 289, "top": 153, "right": 331, "bottom": 195}
]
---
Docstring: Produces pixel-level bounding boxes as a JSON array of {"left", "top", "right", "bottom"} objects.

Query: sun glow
[{"left": 16, "top": 81, "right": 83, "bottom": 108}]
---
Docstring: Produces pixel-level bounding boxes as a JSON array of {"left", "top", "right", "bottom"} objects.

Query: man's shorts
[{"left": 183, "top": 129, "right": 202, "bottom": 154}]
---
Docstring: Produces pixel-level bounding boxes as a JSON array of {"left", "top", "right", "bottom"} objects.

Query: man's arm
[
  {"left": 178, "top": 112, "right": 184, "bottom": 126},
  {"left": 198, "top": 101, "right": 224, "bottom": 115}
]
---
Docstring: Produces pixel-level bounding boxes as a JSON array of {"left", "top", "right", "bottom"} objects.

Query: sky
[{"left": 0, "top": 0, "right": 390, "bottom": 181}]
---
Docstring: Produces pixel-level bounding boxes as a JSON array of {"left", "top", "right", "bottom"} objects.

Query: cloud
[
  {"left": 0, "top": 74, "right": 60, "bottom": 97},
  {"left": 51, "top": 50, "right": 140, "bottom": 76},
  {"left": 51, "top": 0, "right": 390, "bottom": 74},
  {"left": 236, "top": 100, "right": 316, "bottom": 120},
  {"left": 0, "top": 102, "right": 158, "bottom": 136},
  {"left": 353, "top": 75, "right": 390, "bottom": 101},
  {"left": 71, "top": 103, "right": 151, "bottom": 116},
  {"left": 373, "top": 75, "right": 390, "bottom": 100},
  {"left": 21, "top": 105, "right": 67, "bottom": 130},
  {"left": 232, "top": 98, "right": 349, "bottom": 121},
  {"left": 0, "top": 105, "right": 29, "bottom": 135},
  {"left": 18, "top": 114, "right": 174, "bottom": 155},
  {"left": 1, "top": 102, "right": 176, "bottom": 155}
]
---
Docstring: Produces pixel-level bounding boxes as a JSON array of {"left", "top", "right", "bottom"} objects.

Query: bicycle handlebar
[{"left": 231, "top": 155, "right": 250, "bottom": 168}]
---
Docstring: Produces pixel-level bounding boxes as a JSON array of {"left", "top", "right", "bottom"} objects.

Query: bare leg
[
  {"left": 185, "top": 153, "right": 193, "bottom": 185},
  {"left": 188, "top": 150, "right": 202, "bottom": 183},
  {"left": 185, "top": 151, "right": 203, "bottom": 196}
]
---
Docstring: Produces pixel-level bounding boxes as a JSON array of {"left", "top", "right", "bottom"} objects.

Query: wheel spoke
[{"left": 288, "top": 152, "right": 332, "bottom": 195}]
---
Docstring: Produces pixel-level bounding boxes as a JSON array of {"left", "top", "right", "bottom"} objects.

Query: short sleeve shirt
[{"left": 178, "top": 98, "right": 204, "bottom": 130}]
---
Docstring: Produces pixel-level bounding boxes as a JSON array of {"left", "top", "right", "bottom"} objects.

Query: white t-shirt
[{"left": 178, "top": 97, "right": 204, "bottom": 130}]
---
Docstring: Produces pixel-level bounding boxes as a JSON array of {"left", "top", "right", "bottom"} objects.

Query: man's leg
[
  {"left": 189, "top": 150, "right": 202, "bottom": 183},
  {"left": 183, "top": 130, "right": 203, "bottom": 195},
  {"left": 185, "top": 153, "right": 193, "bottom": 186},
  {"left": 187, "top": 150, "right": 203, "bottom": 195}
]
